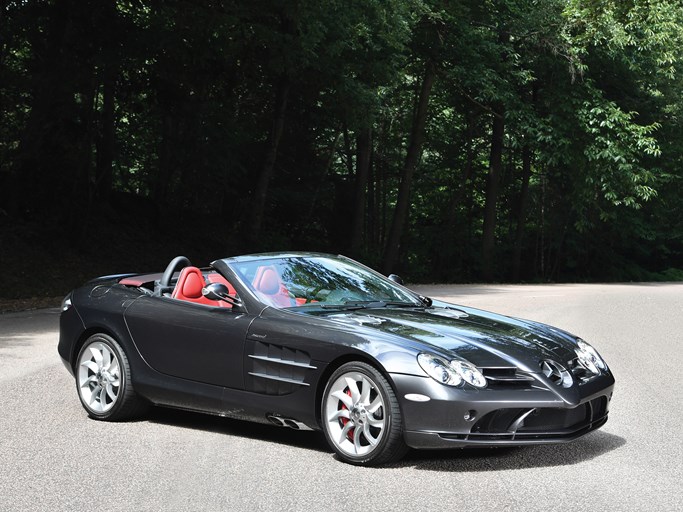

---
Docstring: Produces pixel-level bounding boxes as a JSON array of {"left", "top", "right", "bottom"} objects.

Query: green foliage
[{"left": 1, "top": 0, "right": 682, "bottom": 291}]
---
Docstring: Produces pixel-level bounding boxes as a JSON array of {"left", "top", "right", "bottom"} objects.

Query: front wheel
[
  {"left": 321, "top": 361, "right": 408, "bottom": 465},
  {"left": 75, "top": 333, "right": 147, "bottom": 421}
]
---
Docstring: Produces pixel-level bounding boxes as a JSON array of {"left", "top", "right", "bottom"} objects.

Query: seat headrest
[
  {"left": 258, "top": 268, "right": 281, "bottom": 295},
  {"left": 181, "top": 269, "right": 204, "bottom": 299}
]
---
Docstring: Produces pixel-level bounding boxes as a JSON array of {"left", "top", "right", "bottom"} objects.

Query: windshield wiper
[
  {"left": 320, "top": 301, "right": 379, "bottom": 310},
  {"left": 321, "top": 300, "right": 420, "bottom": 310},
  {"left": 383, "top": 301, "right": 422, "bottom": 308}
]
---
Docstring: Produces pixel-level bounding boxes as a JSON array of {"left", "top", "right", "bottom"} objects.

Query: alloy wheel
[
  {"left": 324, "top": 370, "right": 387, "bottom": 457},
  {"left": 77, "top": 340, "right": 121, "bottom": 414}
]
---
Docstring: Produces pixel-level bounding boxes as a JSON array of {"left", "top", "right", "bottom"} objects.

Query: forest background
[{"left": 1, "top": 0, "right": 682, "bottom": 301}]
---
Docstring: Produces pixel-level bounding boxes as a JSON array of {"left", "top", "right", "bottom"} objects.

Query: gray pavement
[{"left": 1, "top": 283, "right": 682, "bottom": 511}]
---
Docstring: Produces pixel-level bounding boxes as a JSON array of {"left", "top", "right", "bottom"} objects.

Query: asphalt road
[{"left": 1, "top": 283, "right": 682, "bottom": 512}]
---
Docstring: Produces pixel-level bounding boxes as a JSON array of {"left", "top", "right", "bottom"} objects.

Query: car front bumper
[{"left": 391, "top": 372, "right": 615, "bottom": 449}]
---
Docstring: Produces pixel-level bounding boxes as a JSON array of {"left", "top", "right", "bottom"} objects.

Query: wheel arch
[
  {"left": 313, "top": 352, "right": 400, "bottom": 429},
  {"left": 71, "top": 326, "right": 122, "bottom": 371}
]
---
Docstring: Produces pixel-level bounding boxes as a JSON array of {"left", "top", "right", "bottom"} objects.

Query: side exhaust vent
[{"left": 266, "top": 414, "right": 313, "bottom": 431}]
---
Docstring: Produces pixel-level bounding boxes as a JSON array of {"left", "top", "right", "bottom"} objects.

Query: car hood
[{"left": 317, "top": 305, "right": 579, "bottom": 371}]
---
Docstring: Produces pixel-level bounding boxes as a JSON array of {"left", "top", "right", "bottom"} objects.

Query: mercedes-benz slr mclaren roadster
[{"left": 58, "top": 252, "right": 614, "bottom": 465}]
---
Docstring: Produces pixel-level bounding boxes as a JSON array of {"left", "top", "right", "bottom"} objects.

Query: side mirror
[
  {"left": 387, "top": 274, "right": 404, "bottom": 285},
  {"left": 419, "top": 295, "right": 433, "bottom": 307},
  {"left": 202, "top": 283, "right": 242, "bottom": 307}
]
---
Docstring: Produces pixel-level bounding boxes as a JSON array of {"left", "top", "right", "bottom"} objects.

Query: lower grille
[
  {"left": 456, "top": 396, "right": 610, "bottom": 442},
  {"left": 440, "top": 416, "right": 609, "bottom": 442}
]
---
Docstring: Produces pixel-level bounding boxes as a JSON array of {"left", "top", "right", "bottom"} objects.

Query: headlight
[
  {"left": 417, "top": 354, "right": 462, "bottom": 386},
  {"left": 575, "top": 339, "right": 608, "bottom": 374},
  {"left": 417, "top": 353, "right": 487, "bottom": 388},
  {"left": 451, "top": 360, "right": 488, "bottom": 388}
]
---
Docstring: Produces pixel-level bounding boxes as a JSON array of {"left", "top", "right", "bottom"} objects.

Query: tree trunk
[
  {"left": 95, "top": 61, "right": 116, "bottom": 203},
  {"left": 381, "top": 60, "right": 436, "bottom": 274},
  {"left": 94, "top": 0, "right": 118, "bottom": 204},
  {"left": 439, "top": 111, "right": 476, "bottom": 278},
  {"left": 306, "top": 131, "right": 342, "bottom": 218},
  {"left": 371, "top": 117, "right": 391, "bottom": 254},
  {"left": 244, "top": 75, "right": 290, "bottom": 247},
  {"left": 73, "top": 76, "right": 99, "bottom": 242},
  {"left": 11, "top": 1, "right": 75, "bottom": 219},
  {"left": 155, "top": 112, "right": 177, "bottom": 208},
  {"left": 481, "top": 105, "right": 505, "bottom": 281},
  {"left": 348, "top": 126, "right": 372, "bottom": 257},
  {"left": 512, "top": 145, "right": 532, "bottom": 281},
  {"left": 342, "top": 123, "right": 354, "bottom": 176}
]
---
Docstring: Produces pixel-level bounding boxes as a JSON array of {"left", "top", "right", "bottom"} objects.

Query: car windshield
[{"left": 226, "top": 255, "right": 421, "bottom": 309}]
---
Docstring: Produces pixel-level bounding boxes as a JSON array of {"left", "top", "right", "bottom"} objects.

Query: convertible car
[{"left": 58, "top": 252, "right": 614, "bottom": 465}]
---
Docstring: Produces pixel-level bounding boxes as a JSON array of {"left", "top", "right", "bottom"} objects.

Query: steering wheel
[
  {"left": 305, "top": 286, "right": 325, "bottom": 303},
  {"left": 157, "top": 255, "right": 192, "bottom": 295}
]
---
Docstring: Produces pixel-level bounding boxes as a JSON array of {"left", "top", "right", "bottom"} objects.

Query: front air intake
[{"left": 480, "top": 367, "right": 535, "bottom": 389}]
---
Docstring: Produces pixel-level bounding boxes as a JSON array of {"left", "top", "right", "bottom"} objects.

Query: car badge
[{"left": 541, "top": 360, "right": 573, "bottom": 388}]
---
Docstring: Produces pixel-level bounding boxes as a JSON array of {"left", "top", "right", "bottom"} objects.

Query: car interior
[
  {"left": 119, "top": 267, "right": 237, "bottom": 308},
  {"left": 117, "top": 257, "right": 305, "bottom": 309}
]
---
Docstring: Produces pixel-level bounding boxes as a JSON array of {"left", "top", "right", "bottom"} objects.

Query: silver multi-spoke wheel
[
  {"left": 325, "top": 371, "right": 386, "bottom": 457},
  {"left": 322, "top": 362, "right": 407, "bottom": 465},
  {"left": 75, "top": 334, "right": 146, "bottom": 421},
  {"left": 78, "top": 341, "right": 121, "bottom": 413}
]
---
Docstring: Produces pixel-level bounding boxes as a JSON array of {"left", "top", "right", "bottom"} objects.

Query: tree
[{"left": 1, "top": 0, "right": 682, "bottom": 298}]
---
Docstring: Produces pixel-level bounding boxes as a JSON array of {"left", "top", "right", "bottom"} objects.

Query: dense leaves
[{"left": 1, "top": 0, "right": 681, "bottom": 295}]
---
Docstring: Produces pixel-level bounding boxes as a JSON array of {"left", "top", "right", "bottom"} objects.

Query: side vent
[{"left": 248, "top": 342, "right": 316, "bottom": 395}]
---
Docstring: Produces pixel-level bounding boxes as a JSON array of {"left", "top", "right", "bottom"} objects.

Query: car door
[{"left": 124, "top": 296, "right": 252, "bottom": 388}]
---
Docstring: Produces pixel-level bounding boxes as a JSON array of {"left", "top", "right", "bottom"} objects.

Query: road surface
[{"left": 1, "top": 283, "right": 681, "bottom": 511}]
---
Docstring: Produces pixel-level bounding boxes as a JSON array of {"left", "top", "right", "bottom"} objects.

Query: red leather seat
[
  {"left": 205, "top": 272, "right": 236, "bottom": 293},
  {"left": 172, "top": 267, "right": 219, "bottom": 306},
  {"left": 253, "top": 266, "right": 294, "bottom": 307}
]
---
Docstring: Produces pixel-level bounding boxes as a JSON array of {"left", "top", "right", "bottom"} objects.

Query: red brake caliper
[{"left": 339, "top": 388, "right": 355, "bottom": 441}]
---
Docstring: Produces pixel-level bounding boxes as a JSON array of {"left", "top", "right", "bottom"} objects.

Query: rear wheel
[
  {"left": 321, "top": 361, "right": 408, "bottom": 466},
  {"left": 76, "top": 333, "right": 147, "bottom": 421}
]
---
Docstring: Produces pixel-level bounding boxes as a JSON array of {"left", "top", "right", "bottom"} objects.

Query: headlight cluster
[
  {"left": 417, "top": 353, "right": 487, "bottom": 388},
  {"left": 575, "top": 339, "right": 608, "bottom": 374}
]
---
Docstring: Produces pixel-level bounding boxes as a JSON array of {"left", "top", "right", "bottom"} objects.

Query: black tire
[
  {"left": 75, "top": 333, "right": 148, "bottom": 421},
  {"left": 321, "top": 361, "right": 408, "bottom": 466}
]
